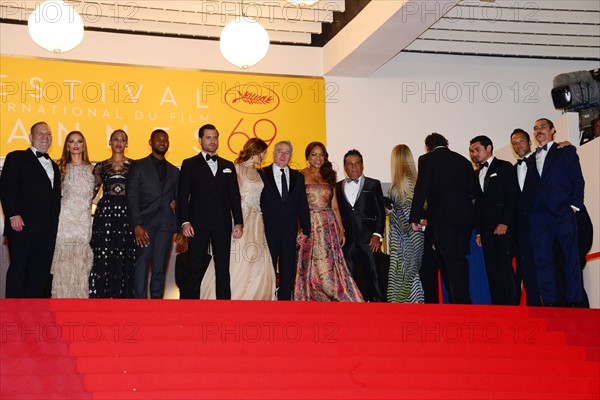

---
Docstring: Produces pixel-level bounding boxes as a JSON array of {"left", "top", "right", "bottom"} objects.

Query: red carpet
[{"left": 1, "top": 299, "right": 599, "bottom": 399}]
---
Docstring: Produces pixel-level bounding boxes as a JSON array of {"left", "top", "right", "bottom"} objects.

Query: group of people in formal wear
[{"left": 0, "top": 118, "right": 591, "bottom": 306}]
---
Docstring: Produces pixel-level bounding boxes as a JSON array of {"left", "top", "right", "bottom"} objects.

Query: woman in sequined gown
[
  {"left": 89, "top": 130, "right": 136, "bottom": 298},
  {"left": 293, "top": 142, "right": 363, "bottom": 302},
  {"left": 51, "top": 131, "right": 95, "bottom": 298},
  {"left": 387, "top": 144, "right": 424, "bottom": 303},
  {"left": 201, "top": 138, "right": 276, "bottom": 300}
]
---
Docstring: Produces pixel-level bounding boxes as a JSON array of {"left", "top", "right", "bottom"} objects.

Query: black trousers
[
  {"left": 266, "top": 237, "right": 297, "bottom": 301},
  {"left": 480, "top": 229, "right": 518, "bottom": 305},
  {"left": 133, "top": 229, "right": 174, "bottom": 299},
  {"left": 5, "top": 229, "right": 56, "bottom": 298},
  {"left": 431, "top": 224, "right": 473, "bottom": 304},
  {"left": 343, "top": 241, "right": 385, "bottom": 302},
  {"left": 184, "top": 228, "right": 232, "bottom": 300}
]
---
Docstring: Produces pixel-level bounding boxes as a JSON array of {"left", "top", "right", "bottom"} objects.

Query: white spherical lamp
[
  {"left": 28, "top": 0, "right": 84, "bottom": 53},
  {"left": 220, "top": 17, "right": 270, "bottom": 69},
  {"left": 287, "top": 0, "right": 319, "bottom": 6}
]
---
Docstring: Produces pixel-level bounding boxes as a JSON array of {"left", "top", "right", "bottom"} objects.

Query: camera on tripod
[{"left": 551, "top": 69, "right": 600, "bottom": 145}]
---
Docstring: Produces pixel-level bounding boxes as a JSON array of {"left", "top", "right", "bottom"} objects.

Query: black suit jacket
[
  {"left": 260, "top": 164, "right": 310, "bottom": 243},
  {"left": 127, "top": 155, "right": 179, "bottom": 233},
  {"left": 409, "top": 147, "right": 478, "bottom": 227},
  {"left": 474, "top": 157, "right": 518, "bottom": 232},
  {"left": 335, "top": 176, "right": 385, "bottom": 245},
  {"left": 178, "top": 153, "right": 242, "bottom": 231},
  {"left": 0, "top": 149, "right": 61, "bottom": 235}
]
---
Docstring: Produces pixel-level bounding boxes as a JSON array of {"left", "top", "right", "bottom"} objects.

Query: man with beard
[{"left": 127, "top": 129, "right": 180, "bottom": 298}]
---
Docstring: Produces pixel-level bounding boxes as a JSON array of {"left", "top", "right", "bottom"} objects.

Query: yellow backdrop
[{"left": 0, "top": 55, "right": 326, "bottom": 167}]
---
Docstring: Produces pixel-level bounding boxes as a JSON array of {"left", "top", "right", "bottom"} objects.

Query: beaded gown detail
[
  {"left": 51, "top": 164, "right": 95, "bottom": 298},
  {"left": 387, "top": 190, "right": 425, "bottom": 303},
  {"left": 201, "top": 166, "right": 276, "bottom": 300},
  {"left": 89, "top": 160, "right": 136, "bottom": 298},
  {"left": 293, "top": 184, "right": 363, "bottom": 302}
]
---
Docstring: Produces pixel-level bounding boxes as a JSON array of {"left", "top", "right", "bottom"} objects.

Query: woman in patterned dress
[
  {"left": 387, "top": 144, "right": 425, "bottom": 303},
  {"left": 89, "top": 129, "right": 136, "bottom": 298},
  {"left": 51, "top": 131, "right": 95, "bottom": 298},
  {"left": 293, "top": 142, "right": 363, "bottom": 302}
]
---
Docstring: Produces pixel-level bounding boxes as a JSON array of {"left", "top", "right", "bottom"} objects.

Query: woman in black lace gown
[{"left": 89, "top": 130, "right": 136, "bottom": 298}]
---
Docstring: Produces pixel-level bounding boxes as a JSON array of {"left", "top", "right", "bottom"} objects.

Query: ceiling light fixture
[
  {"left": 219, "top": 1, "right": 270, "bottom": 69},
  {"left": 28, "top": 0, "right": 84, "bottom": 53},
  {"left": 287, "top": 0, "right": 319, "bottom": 6}
]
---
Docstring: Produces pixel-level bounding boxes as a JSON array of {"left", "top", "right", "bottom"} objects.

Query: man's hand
[
  {"left": 134, "top": 225, "right": 150, "bottom": 247},
  {"left": 475, "top": 234, "right": 482, "bottom": 247},
  {"left": 9, "top": 215, "right": 25, "bottom": 232},
  {"left": 297, "top": 233, "right": 308, "bottom": 246},
  {"left": 169, "top": 200, "right": 176, "bottom": 211},
  {"left": 494, "top": 224, "right": 508, "bottom": 235},
  {"left": 411, "top": 222, "right": 422, "bottom": 232},
  {"left": 369, "top": 235, "right": 382, "bottom": 252},
  {"left": 556, "top": 141, "right": 572, "bottom": 149},
  {"left": 232, "top": 224, "right": 243, "bottom": 239},
  {"left": 182, "top": 223, "right": 194, "bottom": 238}
]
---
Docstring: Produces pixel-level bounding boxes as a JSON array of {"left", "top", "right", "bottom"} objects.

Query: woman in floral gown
[
  {"left": 89, "top": 129, "right": 136, "bottom": 298},
  {"left": 293, "top": 142, "right": 363, "bottom": 302},
  {"left": 51, "top": 131, "right": 95, "bottom": 298}
]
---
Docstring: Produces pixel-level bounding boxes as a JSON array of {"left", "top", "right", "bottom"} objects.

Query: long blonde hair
[{"left": 390, "top": 144, "right": 417, "bottom": 199}]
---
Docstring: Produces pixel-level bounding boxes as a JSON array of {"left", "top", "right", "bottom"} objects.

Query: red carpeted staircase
[{"left": 1, "top": 299, "right": 599, "bottom": 399}]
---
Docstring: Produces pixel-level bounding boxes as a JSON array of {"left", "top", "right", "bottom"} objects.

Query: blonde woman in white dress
[
  {"left": 201, "top": 138, "right": 276, "bottom": 300},
  {"left": 51, "top": 131, "right": 95, "bottom": 298}
]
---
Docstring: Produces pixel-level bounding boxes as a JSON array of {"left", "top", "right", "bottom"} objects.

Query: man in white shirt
[
  {"left": 527, "top": 118, "right": 585, "bottom": 307},
  {"left": 0, "top": 121, "right": 61, "bottom": 297},
  {"left": 335, "top": 149, "right": 386, "bottom": 302}
]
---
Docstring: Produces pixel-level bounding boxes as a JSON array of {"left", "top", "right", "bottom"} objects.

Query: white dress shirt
[
  {"left": 344, "top": 175, "right": 363, "bottom": 207},
  {"left": 272, "top": 164, "right": 289, "bottom": 197},
  {"left": 478, "top": 156, "right": 494, "bottom": 192},
  {"left": 535, "top": 141, "right": 554, "bottom": 176},
  {"left": 517, "top": 152, "right": 532, "bottom": 191},
  {"left": 202, "top": 151, "right": 218, "bottom": 176},
  {"left": 31, "top": 147, "right": 54, "bottom": 188}
]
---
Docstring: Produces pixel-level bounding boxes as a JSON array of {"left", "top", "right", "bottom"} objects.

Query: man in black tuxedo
[
  {"left": 510, "top": 128, "right": 541, "bottom": 306},
  {"left": 335, "top": 149, "right": 385, "bottom": 302},
  {"left": 259, "top": 140, "right": 310, "bottom": 300},
  {"left": 409, "top": 133, "right": 479, "bottom": 304},
  {"left": 127, "top": 129, "right": 179, "bottom": 299},
  {"left": 527, "top": 118, "right": 585, "bottom": 306},
  {"left": 178, "top": 124, "right": 243, "bottom": 299},
  {"left": 0, "top": 121, "right": 61, "bottom": 298},
  {"left": 470, "top": 135, "right": 519, "bottom": 305}
]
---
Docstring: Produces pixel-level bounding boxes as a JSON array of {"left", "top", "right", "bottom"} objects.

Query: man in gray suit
[{"left": 127, "top": 129, "right": 179, "bottom": 299}]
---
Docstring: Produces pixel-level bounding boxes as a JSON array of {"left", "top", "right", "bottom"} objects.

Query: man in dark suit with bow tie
[
  {"left": 470, "top": 135, "right": 519, "bottom": 305},
  {"left": 335, "top": 149, "right": 386, "bottom": 302},
  {"left": 178, "top": 124, "right": 243, "bottom": 299},
  {"left": 510, "top": 128, "right": 541, "bottom": 306},
  {"left": 259, "top": 140, "right": 311, "bottom": 300},
  {"left": 127, "top": 129, "right": 179, "bottom": 299},
  {"left": 0, "top": 121, "right": 61, "bottom": 298},
  {"left": 527, "top": 118, "right": 585, "bottom": 306}
]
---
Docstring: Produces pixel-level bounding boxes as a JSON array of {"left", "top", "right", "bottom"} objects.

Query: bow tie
[
  {"left": 536, "top": 144, "right": 548, "bottom": 153},
  {"left": 205, "top": 154, "right": 217, "bottom": 162},
  {"left": 479, "top": 161, "right": 489, "bottom": 169},
  {"left": 516, "top": 158, "right": 525, "bottom": 165},
  {"left": 36, "top": 151, "right": 50, "bottom": 160},
  {"left": 345, "top": 177, "right": 359, "bottom": 184}
]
